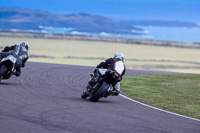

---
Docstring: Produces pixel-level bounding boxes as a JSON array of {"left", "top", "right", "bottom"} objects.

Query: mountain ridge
[
  {"left": 0, "top": 7, "right": 143, "bottom": 35},
  {"left": 0, "top": 7, "right": 199, "bottom": 36}
]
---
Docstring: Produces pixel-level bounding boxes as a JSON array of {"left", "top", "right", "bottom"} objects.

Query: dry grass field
[{"left": 1, "top": 32, "right": 200, "bottom": 73}]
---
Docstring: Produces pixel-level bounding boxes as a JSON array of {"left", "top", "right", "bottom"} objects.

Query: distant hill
[
  {"left": 120, "top": 20, "right": 199, "bottom": 28},
  {"left": 0, "top": 7, "right": 143, "bottom": 35},
  {"left": 0, "top": 7, "right": 199, "bottom": 36}
]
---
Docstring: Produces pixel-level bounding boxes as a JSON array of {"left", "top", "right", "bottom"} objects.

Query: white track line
[{"left": 120, "top": 94, "right": 200, "bottom": 122}]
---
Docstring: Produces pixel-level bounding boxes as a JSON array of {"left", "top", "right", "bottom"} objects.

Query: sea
[{"left": 9, "top": 25, "right": 200, "bottom": 44}]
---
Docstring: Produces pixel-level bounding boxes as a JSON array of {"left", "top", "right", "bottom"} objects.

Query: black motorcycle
[
  {"left": 0, "top": 54, "right": 18, "bottom": 81},
  {"left": 81, "top": 69, "right": 119, "bottom": 102}
]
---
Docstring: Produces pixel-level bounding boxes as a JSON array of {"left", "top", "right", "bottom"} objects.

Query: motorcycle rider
[
  {"left": 0, "top": 41, "right": 29, "bottom": 77},
  {"left": 86, "top": 52, "right": 126, "bottom": 96}
]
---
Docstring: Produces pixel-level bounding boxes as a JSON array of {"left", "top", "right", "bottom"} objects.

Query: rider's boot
[
  {"left": 111, "top": 89, "right": 120, "bottom": 96},
  {"left": 14, "top": 71, "right": 20, "bottom": 77}
]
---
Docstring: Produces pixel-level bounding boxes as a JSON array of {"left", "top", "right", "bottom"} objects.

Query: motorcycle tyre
[
  {"left": 90, "top": 82, "right": 109, "bottom": 102},
  {"left": 0, "top": 65, "right": 8, "bottom": 79}
]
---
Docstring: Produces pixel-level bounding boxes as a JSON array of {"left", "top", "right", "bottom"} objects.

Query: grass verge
[{"left": 121, "top": 74, "right": 200, "bottom": 119}]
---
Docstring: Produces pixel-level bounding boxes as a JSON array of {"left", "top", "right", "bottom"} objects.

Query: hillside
[
  {"left": 0, "top": 7, "right": 143, "bottom": 35},
  {"left": 120, "top": 20, "right": 199, "bottom": 28},
  {"left": 0, "top": 7, "right": 199, "bottom": 36}
]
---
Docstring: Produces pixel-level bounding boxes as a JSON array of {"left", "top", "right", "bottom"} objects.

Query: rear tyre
[
  {"left": 90, "top": 82, "right": 109, "bottom": 102},
  {"left": 0, "top": 65, "right": 8, "bottom": 78}
]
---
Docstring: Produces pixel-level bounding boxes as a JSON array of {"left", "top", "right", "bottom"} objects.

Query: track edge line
[{"left": 119, "top": 94, "right": 200, "bottom": 122}]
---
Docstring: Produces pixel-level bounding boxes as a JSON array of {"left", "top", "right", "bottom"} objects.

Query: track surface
[{"left": 0, "top": 62, "right": 199, "bottom": 133}]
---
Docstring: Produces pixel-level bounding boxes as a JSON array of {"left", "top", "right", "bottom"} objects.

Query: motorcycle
[
  {"left": 81, "top": 69, "right": 119, "bottom": 102},
  {"left": 0, "top": 54, "right": 17, "bottom": 81}
]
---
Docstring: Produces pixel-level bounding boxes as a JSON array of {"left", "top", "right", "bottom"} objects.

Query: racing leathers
[
  {"left": 90, "top": 57, "right": 126, "bottom": 96},
  {"left": 0, "top": 44, "right": 29, "bottom": 77}
]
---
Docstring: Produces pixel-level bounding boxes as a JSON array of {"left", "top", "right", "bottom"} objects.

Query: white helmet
[
  {"left": 20, "top": 41, "right": 29, "bottom": 51},
  {"left": 114, "top": 52, "right": 124, "bottom": 60}
]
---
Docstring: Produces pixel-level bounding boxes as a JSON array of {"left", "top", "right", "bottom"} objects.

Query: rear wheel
[
  {"left": 0, "top": 65, "right": 8, "bottom": 79},
  {"left": 90, "top": 82, "right": 109, "bottom": 102}
]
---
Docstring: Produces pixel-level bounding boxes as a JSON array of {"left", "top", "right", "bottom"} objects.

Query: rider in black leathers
[
  {"left": 0, "top": 41, "right": 29, "bottom": 77},
  {"left": 88, "top": 52, "right": 126, "bottom": 96}
]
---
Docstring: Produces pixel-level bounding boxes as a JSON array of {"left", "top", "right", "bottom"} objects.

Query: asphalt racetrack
[{"left": 0, "top": 62, "right": 199, "bottom": 133}]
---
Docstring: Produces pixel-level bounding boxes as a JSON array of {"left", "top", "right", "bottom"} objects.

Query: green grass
[{"left": 121, "top": 74, "right": 200, "bottom": 119}]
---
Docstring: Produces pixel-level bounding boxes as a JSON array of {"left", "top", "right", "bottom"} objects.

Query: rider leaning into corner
[
  {"left": 86, "top": 52, "right": 126, "bottom": 96},
  {"left": 0, "top": 41, "right": 29, "bottom": 77}
]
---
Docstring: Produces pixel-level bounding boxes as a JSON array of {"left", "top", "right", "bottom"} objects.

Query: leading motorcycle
[{"left": 81, "top": 69, "right": 119, "bottom": 102}]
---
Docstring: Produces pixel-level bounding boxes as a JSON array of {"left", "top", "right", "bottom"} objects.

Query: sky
[{"left": 0, "top": 0, "right": 199, "bottom": 22}]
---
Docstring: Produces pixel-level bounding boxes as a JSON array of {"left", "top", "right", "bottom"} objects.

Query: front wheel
[
  {"left": 0, "top": 65, "right": 8, "bottom": 78},
  {"left": 90, "top": 82, "right": 109, "bottom": 102}
]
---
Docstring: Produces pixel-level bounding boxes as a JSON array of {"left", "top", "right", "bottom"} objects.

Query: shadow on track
[{"left": 0, "top": 82, "right": 18, "bottom": 86}]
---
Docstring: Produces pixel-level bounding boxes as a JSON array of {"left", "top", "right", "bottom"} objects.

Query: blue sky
[{"left": 0, "top": 0, "right": 199, "bottom": 22}]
